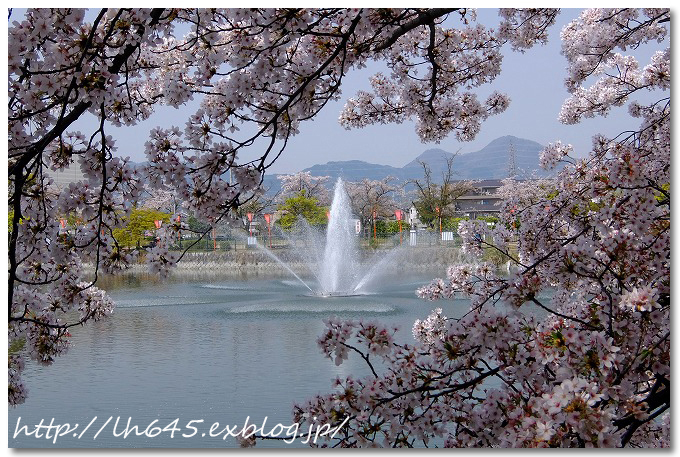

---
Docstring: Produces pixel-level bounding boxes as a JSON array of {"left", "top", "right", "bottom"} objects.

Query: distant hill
[
  {"left": 402, "top": 148, "right": 456, "bottom": 176},
  {"left": 404, "top": 136, "right": 549, "bottom": 180},
  {"left": 261, "top": 160, "right": 404, "bottom": 195},
  {"left": 58, "top": 136, "right": 552, "bottom": 200},
  {"left": 303, "top": 160, "right": 404, "bottom": 181},
  {"left": 262, "top": 135, "right": 554, "bottom": 195}
]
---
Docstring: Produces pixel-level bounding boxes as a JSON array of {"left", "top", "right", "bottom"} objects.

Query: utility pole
[{"left": 508, "top": 141, "right": 518, "bottom": 179}]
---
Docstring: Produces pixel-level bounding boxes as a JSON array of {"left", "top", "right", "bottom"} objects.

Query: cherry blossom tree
[
  {"left": 291, "top": 8, "right": 670, "bottom": 448},
  {"left": 345, "top": 177, "right": 400, "bottom": 235},
  {"left": 7, "top": 7, "right": 562, "bottom": 410},
  {"left": 139, "top": 187, "right": 182, "bottom": 214},
  {"left": 277, "top": 171, "right": 331, "bottom": 205}
]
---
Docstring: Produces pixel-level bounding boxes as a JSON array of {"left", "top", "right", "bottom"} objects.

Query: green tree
[
  {"left": 441, "top": 216, "right": 468, "bottom": 232},
  {"left": 187, "top": 214, "right": 210, "bottom": 233},
  {"left": 277, "top": 190, "right": 328, "bottom": 229},
  {"left": 375, "top": 220, "right": 411, "bottom": 235},
  {"left": 113, "top": 208, "right": 171, "bottom": 248}
]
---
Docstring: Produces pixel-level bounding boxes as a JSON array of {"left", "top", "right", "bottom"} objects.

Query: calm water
[{"left": 9, "top": 270, "right": 471, "bottom": 448}]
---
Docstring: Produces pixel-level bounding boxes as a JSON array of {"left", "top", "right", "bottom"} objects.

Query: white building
[{"left": 45, "top": 163, "right": 86, "bottom": 189}]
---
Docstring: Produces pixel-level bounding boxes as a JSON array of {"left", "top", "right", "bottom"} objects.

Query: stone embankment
[{"left": 124, "top": 246, "right": 470, "bottom": 275}]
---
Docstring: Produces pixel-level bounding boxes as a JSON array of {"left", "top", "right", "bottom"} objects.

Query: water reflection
[{"left": 9, "top": 271, "right": 456, "bottom": 448}]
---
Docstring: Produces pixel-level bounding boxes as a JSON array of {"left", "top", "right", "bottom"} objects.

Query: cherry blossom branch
[{"left": 372, "top": 9, "right": 458, "bottom": 52}]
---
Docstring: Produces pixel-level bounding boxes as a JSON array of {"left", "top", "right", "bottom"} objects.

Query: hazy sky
[
  {"left": 65, "top": 8, "right": 667, "bottom": 174},
  {"left": 271, "top": 8, "right": 666, "bottom": 174}
]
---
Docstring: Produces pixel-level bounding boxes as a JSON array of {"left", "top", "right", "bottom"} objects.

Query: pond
[{"left": 9, "top": 270, "right": 471, "bottom": 448}]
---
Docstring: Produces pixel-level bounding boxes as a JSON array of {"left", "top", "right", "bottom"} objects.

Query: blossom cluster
[
  {"left": 293, "top": 8, "right": 669, "bottom": 448},
  {"left": 277, "top": 172, "right": 331, "bottom": 204},
  {"left": 339, "top": 9, "right": 558, "bottom": 143},
  {"left": 8, "top": 8, "right": 670, "bottom": 447},
  {"left": 13, "top": 11, "right": 550, "bottom": 402},
  {"left": 343, "top": 177, "right": 401, "bottom": 223}
]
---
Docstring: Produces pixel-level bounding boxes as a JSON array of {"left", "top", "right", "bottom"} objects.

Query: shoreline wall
[{"left": 120, "top": 246, "right": 471, "bottom": 275}]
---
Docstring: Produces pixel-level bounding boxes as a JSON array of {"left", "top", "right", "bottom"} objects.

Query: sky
[
  {"left": 270, "top": 8, "right": 666, "bottom": 174},
  {"left": 15, "top": 8, "right": 669, "bottom": 175}
]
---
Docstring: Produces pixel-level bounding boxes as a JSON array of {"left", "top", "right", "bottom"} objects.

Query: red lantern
[
  {"left": 246, "top": 213, "right": 253, "bottom": 236},
  {"left": 395, "top": 210, "right": 403, "bottom": 245},
  {"left": 264, "top": 214, "right": 272, "bottom": 248}
]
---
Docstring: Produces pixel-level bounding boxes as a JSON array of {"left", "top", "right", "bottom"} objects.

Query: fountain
[{"left": 257, "top": 178, "right": 404, "bottom": 296}]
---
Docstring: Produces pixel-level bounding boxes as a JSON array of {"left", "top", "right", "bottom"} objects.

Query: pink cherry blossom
[{"left": 8, "top": 8, "right": 670, "bottom": 449}]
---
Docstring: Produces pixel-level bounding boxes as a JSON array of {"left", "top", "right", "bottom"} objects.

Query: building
[
  {"left": 454, "top": 179, "right": 505, "bottom": 219},
  {"left": 44, "top": 163, "right": 86, "bottom": 189}
]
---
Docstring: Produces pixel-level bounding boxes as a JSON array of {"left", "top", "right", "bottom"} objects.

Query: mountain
[
  {"left": 402, "top": 148, "right": 456, "bottom": 176},
  {"left": 404, "top": 136, "right": 549, "bottom": 180},
  {"left": 262, "top": 135, "right": 553, "bottom": 195},
  {"left": 261, "top": 160, "right": 404, "bottom": 195},
  {"left": 53, "top": 136, "right": 551, "bottom": 199},
  {"left": 303, "top": 160, "right": 404, "bottom": 181}
]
